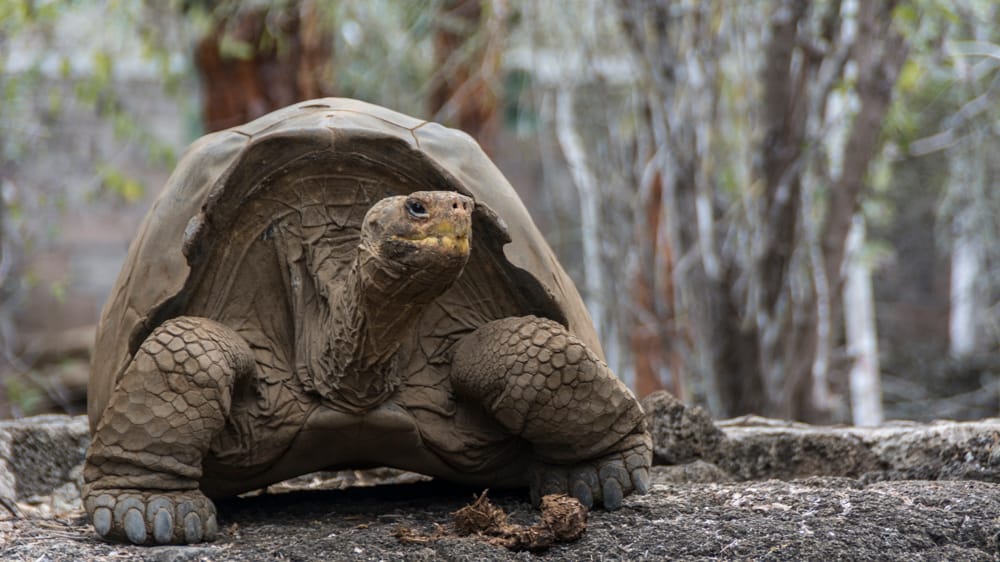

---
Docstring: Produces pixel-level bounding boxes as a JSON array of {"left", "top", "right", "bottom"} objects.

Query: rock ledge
[{"left": 2, "top": 402, "right": 1000, "bottom": 561}]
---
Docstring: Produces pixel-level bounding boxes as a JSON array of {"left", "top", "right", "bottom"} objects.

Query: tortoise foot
[
  {"left": 529, "top": 435, "right": 651, "bottom": 511},
  {"left": 84, "top": 488, "right": 218, "bottom": 545}
]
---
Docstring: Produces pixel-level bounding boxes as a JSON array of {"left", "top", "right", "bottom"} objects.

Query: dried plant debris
[
  {"left": 537, "top": 493, "right": 588, "bottom": 543},
  {"left": 451, "top": 490, "right": 511, "bottom": 536},
  {"left": 396, "top": 490, "right": 587, "bottom": 552},
  {"left": 394, "top": 523, "right": 448, "bottom": 545}
]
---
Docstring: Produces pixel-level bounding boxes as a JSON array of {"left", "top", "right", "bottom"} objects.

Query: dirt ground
[
  {"left": 3, "top": 469, "right": 1000, "bottom": 561},
  {"left": 3, "top": 399, "right": 1000, "bottom": 560}
]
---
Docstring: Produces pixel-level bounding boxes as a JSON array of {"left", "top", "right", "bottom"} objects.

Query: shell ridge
[{"left": 325, "top": 107, "right": 424, "bottom": 133}]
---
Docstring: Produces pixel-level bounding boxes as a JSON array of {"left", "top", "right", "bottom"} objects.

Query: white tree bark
[
  {"left": 555, "top": 89, "right": 621, "bottom": 375},
  {"left": 844, "top": 215, "right": 883, "bottom": 426},
  {"left": 949, "top": 225, "right": 983, "bottom": 357},
  {"left": 949, "top": 205, "right": 985, "bottom": 358}
]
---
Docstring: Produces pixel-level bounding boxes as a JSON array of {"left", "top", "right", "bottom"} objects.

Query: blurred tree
[
  {"left": 0, "top": 0, "right": 504, "bottom": 417},
  {"left": 874, "top": 0, "right": 1000, "bottom": 419},
  {"left": 0, "top": 0, "right": 191, "bottom": 416},
  {"left": 427, "top": 0, "right": 505, "bottom": 153},
  {"left": 934, "top": 26, "right": 1000, "bottom": 359},
  {"left": 187, "top": 0, "right": 333, "bottom": 132},
  {"left": 3, "top": 0, "right": 998, "bottom": 424},
  {"left": 614, "top": 0, "right": 908, "bottom": 421},
  {"left": 186, "top": 0, "right": 505, "bottom": 140},
  {"left": 512, "top": 0, "right": 911, "bottom": 421}
]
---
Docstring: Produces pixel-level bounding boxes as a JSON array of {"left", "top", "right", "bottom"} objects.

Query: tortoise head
[{"left": 360, "top": 191, "right": 473, "bottom": 301}]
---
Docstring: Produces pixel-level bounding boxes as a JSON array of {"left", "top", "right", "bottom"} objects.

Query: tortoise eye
[{"left": 405, "top": 198, "right": 429, "bottom": 219}]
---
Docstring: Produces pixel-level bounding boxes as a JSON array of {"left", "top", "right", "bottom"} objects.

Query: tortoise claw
[
  {"left": 84, "top": 488, "right": 218, "bottom": 545},
  {"left": 603, "top": 478, "right": 624, "bottom": 510},
  {"left": 529, "top": 437, "right": 651, "bottom": 511},
  {"left": 632, "top": 467, "right": 650, "bottom": 495},
  {"left": 153, "top": 508, "right": 174, "bottom": 544},
  {"left": 92, "top": 507, "right": 112, "bottom": 537},
  {"left": 123, "top": 508, "right": 147, "bottom": 544}
]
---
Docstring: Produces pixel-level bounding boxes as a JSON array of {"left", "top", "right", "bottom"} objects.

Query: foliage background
[{"left": 0, "top": 0, "right": 997, "bottom": 423}]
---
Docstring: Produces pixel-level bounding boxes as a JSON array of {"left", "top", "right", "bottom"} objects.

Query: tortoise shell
[{"left": 88, "top": 98, "right": 601, "bottom": 433}]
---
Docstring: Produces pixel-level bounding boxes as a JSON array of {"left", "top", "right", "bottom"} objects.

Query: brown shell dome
[{"left": 88, "top": 98, "right": 600, "bottom": 431}]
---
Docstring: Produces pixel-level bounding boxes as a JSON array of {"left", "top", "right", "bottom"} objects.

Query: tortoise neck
[
  {"left": 299, "top": 245, "right": 456, "bottom": 413},
  {"left": 345, "top": 248, "right": 428, "bottom": 365}
]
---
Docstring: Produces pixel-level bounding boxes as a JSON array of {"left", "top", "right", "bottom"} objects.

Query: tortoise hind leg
[
  {"left": 451, "top": 315, "right": 651, "bottom": 510},
  {"left": 84, "top": 316, "right": 254, "bottom": 544}
]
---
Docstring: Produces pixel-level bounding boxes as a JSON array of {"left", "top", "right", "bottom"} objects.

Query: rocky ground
[{"left": 2, "top": 393, "right": 999, "bottom": 561}]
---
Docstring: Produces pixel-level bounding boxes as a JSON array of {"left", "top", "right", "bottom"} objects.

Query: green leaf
[
  {"left": 219, "top": 35, "right": 255, "bottom": 61},
  {"left": 49, "top": 280, "right": 67, "bottom": 303},
  {"left": 894, "top": 4, "right": 919, "bottom": 25},
  {"left": 92, "top": 50, "right": 113, "bottom": 84},
  {"left": 121, "top": 178, "right": 144, "bottom": 202},
  {"left": 897, "top": 59, "right": 924, "bottom": 94},
  {"left": 112, "top": 112, "right": 137, "bottom": 138},
  {"left": 73, "top": 79, "right": 99, "bottom": 105},
  {"left": 96, "top": 163, "right": 146, "bottom": 203},
  {"left": 4, "top": 378, "right": 44, "bottom": 415},
  {"left": 47, "top": 88, "right": 63, "bottom": 116},
  {"left": 59, "top": 56, "right": 72, "bottom": 79}
]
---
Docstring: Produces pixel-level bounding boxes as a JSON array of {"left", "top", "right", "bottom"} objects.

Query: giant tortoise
[{"left": 84, "top": 98, "right": 651, "bottom": 545}]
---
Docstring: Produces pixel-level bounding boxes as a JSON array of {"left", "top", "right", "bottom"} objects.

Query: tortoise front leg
[
  {"left": 84, "top": 316, "right": 254, "bottom": 545},
  {"left": 451, "top": 315, "right": 651, "bottom": 509}
]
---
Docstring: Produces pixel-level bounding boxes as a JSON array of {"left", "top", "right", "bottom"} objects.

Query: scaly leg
[
  {"left": 84, "top": 316, "right": 254, "bottom": 544},
  {"left": 451, "top": 315, "right": 651, "bottom": 509}
]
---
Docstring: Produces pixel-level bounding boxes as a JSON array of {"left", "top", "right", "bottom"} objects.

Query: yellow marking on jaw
[
  {"left": 430, "top": 222, "right": 459, "bottom": 236},
  {"left": 392, "top": 234, "right": 470, "bottom": 253}
]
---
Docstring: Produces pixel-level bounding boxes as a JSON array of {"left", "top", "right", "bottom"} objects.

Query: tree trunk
[
  {"left": 555, "top": 90, "right": 619, "bottom": 372},
  {"left": 428, "top": 0, "right": 503, "bottom": 153},
  {"left": 615, "top": 0, "right": 715, "bottom": 404},
  {"left": 798, "top": 0, "right": 907, "bottom": 421},
  {"left": 0, "top": 188, "right": 8, "bottom": 419},
  {"left": 947, "top": 139, "right": 990, "bottom": 358},
  {"left": 630, "top": 165, "right": 685, "bottom": 399},
  {"left": 949, "top": 224, "right": 982, "bottom": 358},
  {"left": 844, "top": 215, "right": 883, "bottom": 425},
  {"left": 612, "top": 0, "right": 907, "bottom": 422},
  {"left": 194, "top": 0, "right": 332, "bottom": 133},
  {"left": 753, "top": 0, "right": 810, "bottom": 419}
]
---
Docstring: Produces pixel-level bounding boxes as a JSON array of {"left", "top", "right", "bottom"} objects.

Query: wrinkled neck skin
[
  {"left": 302, "top": 241, "right": 459, "bottom": 413},
  {"left": 349, "top": 241, "right": 457, "bottom": 359}
]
